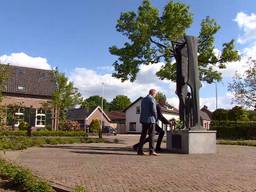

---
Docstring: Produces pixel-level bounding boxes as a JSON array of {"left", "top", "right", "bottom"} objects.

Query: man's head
[{"left": 149, "top": 89, "right": 157, "bottom": 97}]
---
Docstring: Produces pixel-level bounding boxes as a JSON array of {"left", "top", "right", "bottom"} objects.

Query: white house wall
[
  {"left": 125, "top": 99, "right": 142, "bottom": 133},
  {"left": 125, "top": 98, "right": 180, "bottom": 133}
]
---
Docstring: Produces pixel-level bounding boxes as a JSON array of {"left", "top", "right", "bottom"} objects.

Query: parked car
[{"left": 102, "top": 126, "right": 117, "bottom": 135}]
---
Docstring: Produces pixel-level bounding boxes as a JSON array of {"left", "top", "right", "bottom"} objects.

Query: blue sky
[{"left": 0, "top": 0, "right": 256, "bottom": 110}]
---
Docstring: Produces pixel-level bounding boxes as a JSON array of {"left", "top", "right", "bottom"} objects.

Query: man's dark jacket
[{"left": 156, "top": 104, "right": 170, "bottom": 125}]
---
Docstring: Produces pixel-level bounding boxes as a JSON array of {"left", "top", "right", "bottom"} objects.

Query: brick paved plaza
[{"left": 5, "top": 135, "right": 256, "bottom": 192}]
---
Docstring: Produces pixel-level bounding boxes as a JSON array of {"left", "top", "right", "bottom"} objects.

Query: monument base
[{"left": 166, "top": 129, "right": 216, "bottom": 154}]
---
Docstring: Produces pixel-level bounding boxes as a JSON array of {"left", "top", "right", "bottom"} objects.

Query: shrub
[
  {"left": 89, "top": 119, "right": 100, "bottom": 133},
  {"left": 60, "top": 120, "right": 81, "bottom": 131},
  {"left": 0, "top": 159, "right": 54, "bottom": 192},
  {"left": 210, "top": 120, "right": 256, "bottom": 139},
  {"left": 74, "top": 186, "right": 87, "bottom": 192},
  {"left": 0, "top": 137, "right": 104, "bottom": 150},
  {"left": 18, "top": 121, "right": 29, "bottom": 131},
  {"left": 0, "top": 130, "right": 87, "bottom": 137}
]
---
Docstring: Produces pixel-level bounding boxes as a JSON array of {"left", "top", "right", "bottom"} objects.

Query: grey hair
[{"left": 149, "top": 89, "right": 157, "bottom": 95}]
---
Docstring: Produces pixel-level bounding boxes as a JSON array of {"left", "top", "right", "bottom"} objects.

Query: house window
[
  {"left": 136, "top": 106, "right": 140, "bottom": 114},
  {"left": 35, "top": 109, "right": 46, "bottom": 127},
  {"left": 14, "top": 108, "right": 25, "bottom": 127},
  {"left": 129, "top": 122, "right": 136, "bottom": 131}
]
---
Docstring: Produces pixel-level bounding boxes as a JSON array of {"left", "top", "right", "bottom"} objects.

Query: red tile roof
[{"left": 107, "top": 111, "right": 125, "bottom": 120}]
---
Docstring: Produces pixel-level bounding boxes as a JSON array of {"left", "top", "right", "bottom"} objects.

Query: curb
[{"left": 49, "top": 181, "right": 73, "bottom": 192}]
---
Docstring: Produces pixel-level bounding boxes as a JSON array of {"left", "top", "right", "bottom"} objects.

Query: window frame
[{"left": 35, "top": 109, "right": 46, "bottom": 128}]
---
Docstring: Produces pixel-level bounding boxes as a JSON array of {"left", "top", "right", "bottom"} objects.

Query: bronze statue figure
[{"left": 175, "top": 36, "right": 202, "bottom": 130}]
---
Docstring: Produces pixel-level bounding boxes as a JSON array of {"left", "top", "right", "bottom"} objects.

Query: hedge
[
  {"left": 210, "top": 121, "right": 256, "bottom": 139},
  {"left": 0, "top": 130, "right": 87, "bottom": 137},
  {"left": 0, "top": 159, "right": 54, "bottom": 192},
  {"left": 0, "top": 137, "right": 104, "bottom": 150}
]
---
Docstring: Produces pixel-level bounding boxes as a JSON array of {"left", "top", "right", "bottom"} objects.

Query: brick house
[
  {"left": 0, "top": 65, "right": 57, "bottom": 130},
  {"left": 107, "top": 111, "right": 126, "bottom": 133},
  {"left": 200, "top": 105, "right": 212, "bottom": 130},
  {"left": 67, "top": 106, "right": 115, "bottom": 132}
]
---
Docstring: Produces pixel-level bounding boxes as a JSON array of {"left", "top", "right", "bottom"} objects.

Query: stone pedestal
[{"left": 166, "top": 129, "right": 216, "bottom": 154}]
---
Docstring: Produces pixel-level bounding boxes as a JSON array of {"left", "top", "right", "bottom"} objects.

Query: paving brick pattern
[{"left": 5, "top": 135, "right": 256, "bottom": 192}]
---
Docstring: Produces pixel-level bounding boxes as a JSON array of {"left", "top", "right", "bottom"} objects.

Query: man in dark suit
[
  {"left": 134, "top": 98, "right": 172, "bottom": 152},
  {"left": 137, "top": 89, "right": 158, "bottom": 156}
]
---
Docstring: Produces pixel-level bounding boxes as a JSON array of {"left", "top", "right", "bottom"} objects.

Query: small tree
[
  {"left": 155, "top": 92, "right": 167, "bottom": 103},
  {"left": 228, "top": 59, "right": 256, "bottom": 109},
  {"left": 89, "top": 119, "right": 101, "bottom": 133},
  {"left": 0, "top": 64, "right": 10, "bottom": 127},
  {"left": 51, "top": 70, "right": 82, "bottom": 129},
  {"left": 0, "top": 64, "right": 10, "bottom": 102},
  {"left": 110, "top": 95, "right": 131, "bottom": 111}
]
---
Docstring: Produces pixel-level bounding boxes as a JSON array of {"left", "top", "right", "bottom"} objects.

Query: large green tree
[
  {"left": 228, "top": 59, "right": 256, "bottom": 109},
  {"left": 212, "top": 108, "right": 229, "bottom": 121},
  {"left": 109, "top": 0, "right": 239, "bottom": 84},
  {"left": 51, "top": 70, "right": 82, "bottom": 129},
  {"left": 228, "top": 106, "right": 249, "bottom": 121},
  {"left": 110, "top": 95, "right": 131, "bottom": 111},
  {"left": 81, "top": 95, "right": 110, "bottom": 112}
]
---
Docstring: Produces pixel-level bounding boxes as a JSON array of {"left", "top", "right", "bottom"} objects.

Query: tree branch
[{"left": 150, "top": 38, "right": 167, "bottom": 49}]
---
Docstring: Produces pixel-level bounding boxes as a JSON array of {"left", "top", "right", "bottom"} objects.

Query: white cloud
[
  {"left": 217, "top": 42, "right": 256, "bottom": 78},
  {"left": 0, "top": 52, "right": 51, "bottom": 70},
  {"left": 234, "top": 12, "right": 256, "bottom": 44},
  {"left": 69, "top": 64, "right": 175, "bottom": 102},
  {"left": 167, "top": 93, "right": 234, "bottom": 112}
]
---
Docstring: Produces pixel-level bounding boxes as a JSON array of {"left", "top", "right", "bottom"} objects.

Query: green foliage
[
  {"left": 228, "top": 106, "right": 249, "bottom": 121},
  {"left": 248, "top": 111, "right": 256, "bottom": 121},
  {"left": 60, "top": 120, "right": 81, "bottom": 131},
  {"left": 50, "top": 70, "right": 82, "bottom": 128},
  {"left": 74, "top": 186, "right": 87, "bottom": 192},
  {"left": 210, "top": 120, "right": 256, "bottom": 139},
  {"left": 217, "top": 140, "right": 256, "bottom": 147},
  {"left": 228, "top": 59, "right": 256, "bottom": 109},
  {"left": 110, "top": 0, "right": 239, "bottom": 84},
  {"left": 155, "top": 92, "right": 167, "bottom": 103},
  {"left": 212, "top": 108, "right": 229, "bottom": 121},
  {"left": 18, "top": 121, "right": 29, "bottom": 131},
  {"left": 110, "top": 95, "right": 131, "bottom": 111},
  {"left": 81, "top": 95, "right": 110, "bottom": 111},
  {"left": 0, "top": 159, "right": 54, "bottom": 192},
  {"left": 0, "top": 64, "right": 10, "bottom": 102},
  {"left": 89, "top": 119, "right": 101, "bottom": 133},
  {"left": 0, "top": 137, "right": 104, "bottom": 150},
  {"left": 0, "top": 130, "right": 87, "bottom": 137},
  {"left": 212, "top": 106, "right": 253, "bottom": 121}
]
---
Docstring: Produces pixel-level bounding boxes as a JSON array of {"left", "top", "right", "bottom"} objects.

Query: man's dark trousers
[
  {"left": 135, "top": 123, "right": 164, "bottom": 151},
  {"left": 137, "top": 123, "right": 155, "bottom": 153}
]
